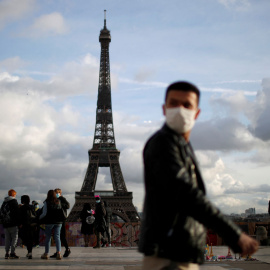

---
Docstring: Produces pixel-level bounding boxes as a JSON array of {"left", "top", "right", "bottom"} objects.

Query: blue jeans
[{"left": 44, "top": 224, "right": 62, "bottom": 254}]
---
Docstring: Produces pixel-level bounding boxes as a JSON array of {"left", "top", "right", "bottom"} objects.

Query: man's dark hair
[
  {"left": 21, "top": 195, "right": 30, "bottom": 204},
  {"left": 165, "top": 81, "right": 200, "bottom": 105}
]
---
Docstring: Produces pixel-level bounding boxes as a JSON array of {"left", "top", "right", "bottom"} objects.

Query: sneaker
[
  {"left": 5, "top": 253, "right": 9, "bottom": 259},
  {"left": 108, "top": 243, "right": 112, "bottom": 247},
  {"left": 28, "top": 255, "right": 32, "bottom": 259},
  {"left": 10, "top": 253, "right": 19, "bottom": 259},
  {"left": 41, "top": 253, "right": 48, "bottom": 260},
  {"left": 101, "top": 240, "right": 107, "bottom": 247},
  {"left": 63, "top": 248, "right": 71, "bottom": 257},
  {"left": 56, "top": 253, "right": 62, "bottom": 260},
  {"left": 26, "top": 252, "right": 32, "bottom": 257},
  {"left": 50, "top": 252, "right": 57, "bottom": 258},
  {"left": 93, "top": 245, "right": 100, "bottom": 249}
]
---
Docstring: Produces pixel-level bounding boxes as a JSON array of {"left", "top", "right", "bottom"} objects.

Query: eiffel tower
[{"left": 67, "top": 11, "right": 139, "bottom": 222}]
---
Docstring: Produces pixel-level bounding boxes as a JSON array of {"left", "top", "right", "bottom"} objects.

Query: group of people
[
  {"left": 1, "top": 187, "right": 112, "bottom": 260},
  {"left": 80, "top": 195, "right": 112, "bottom": 248},
  {"left": 0, "top": 188, "right": 71, "bottom": 260}
]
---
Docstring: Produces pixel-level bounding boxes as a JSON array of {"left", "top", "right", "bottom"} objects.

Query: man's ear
[
  {"left": 162, "top": 104, "right": 166, "bottom": 116},
  {"left": 195, "top": 108, "right": 201, "bottom": 120}
]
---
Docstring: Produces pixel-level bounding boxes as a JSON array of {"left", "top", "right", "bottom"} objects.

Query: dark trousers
[
  {"left": 104, "top": 225, "right": 111, "bottom": 244},
  {"left": 34, "top": 225, "right": 40, "bottom": 246},
  {"left": 60, "top": 221, "right": 68, "bottom": 250},
  {"left": 21, "top": 225, "right": 34, "bottom": 253}
]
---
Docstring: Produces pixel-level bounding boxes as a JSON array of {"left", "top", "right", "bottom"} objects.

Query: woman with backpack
[
  {"left": 0, "top": 189, "right": 20, "bottom": 259},
  {"left": 80, "top": 203, "right": 95, "bottom": 247},
  {"left": 19, "top": 195, "right": 37, "bottom": 259},
  {"left": 39, "top": 190, "right": 65, "bottom": 260}
]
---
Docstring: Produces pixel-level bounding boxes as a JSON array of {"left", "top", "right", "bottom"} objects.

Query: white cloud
[
  {"left": 82, "top": 53, "right": 99, "bottom": 67},
  {"left": 212, "top": 197, "right": 243, "bottom": 211},
  {"left": 0, "top": 57, "right": 28, "bottom": 73},
  {"left": 218, "top": 0, "right": 251, "bottom": 11},
  {"left": 212, "top": 80, "right": 261, "bottom": 84},
  {"left": 0, "top": 87, "right": 90, "bottom": 204},
  {"left": 0, "top": 72, "right": 19, "bottom": 82},
  {"left": 192, "top": 117, "right": 263, "bottom": 152},
  {"left": 247, "top": 78, "right": 270, "bottom": 141},
  {"left": 0, "top": 54, "right": 107, "bottom": 98},
  {"left": 0, "top": 0, "right": 36, "bottom": 30},
  {"left": 192, "top": 79, "right": 270, "bottom": 158},
  {"left": 134, "top": 67, "right": 156, "bottom": 82},
  {"left": 119, "top": 77, "right": 167, "bottom": 91},
  {"left": 201, "top": 87, "right": 256, "bottom": 96},
  {"left": 26, "top": 12, "right": 68, "bottom": 37},
  {"left": 0, "top": 68, "right": 151, "bottom": 211}
]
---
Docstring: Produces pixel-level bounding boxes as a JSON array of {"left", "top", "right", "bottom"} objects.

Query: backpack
[
  {"left": 26, "top": 207, "right": 37, "bottom": 225},
  {"left": 0, "top": 202, "right": 11, "bottom": 224}
]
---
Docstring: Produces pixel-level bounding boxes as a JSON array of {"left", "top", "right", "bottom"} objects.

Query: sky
[{"left": 0, "top": 0, "right": 270, "bottom": 215}]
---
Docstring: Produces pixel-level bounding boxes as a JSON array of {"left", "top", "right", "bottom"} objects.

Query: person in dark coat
[
  {"left": 0, "top": 189, "right": 20, "bottom": 259},
  {"left": 19, "top": 195, "right": 37, "bottom": 259},
  {"left": 139, "top": 81, "right": 259, "bottom": 270},
  {"left": 93, "top": 195, "right": 106, "bottom": 249},
  {"left": 80, "top": 203, "right": 95, "bottom": 247},
  {"left": 39, "top": 190, "right": 64, "bottom": 260},
  {"left": 32, "top": 200, "right": 42, "bottom": 247}
]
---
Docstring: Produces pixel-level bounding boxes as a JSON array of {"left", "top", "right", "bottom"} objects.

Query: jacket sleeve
[
  {"left": 12, "top": 200, "right": 21, "bottom": 225},
  {"left": 39, "top": 202, "right": 47, "bottom": 220},
  {"left": 146, "top": 133, "right": 242, "bottom": 253},
  {"left": 101, "top": 202, "right": 106, "bottom": 217},
  {"left": 60, "top": 197, "right": 70, "bottom": 210}
]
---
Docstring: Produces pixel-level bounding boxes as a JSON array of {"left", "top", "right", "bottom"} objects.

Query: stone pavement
[{"left": 0, "top": 246, "right": 270, "bottom": 270}]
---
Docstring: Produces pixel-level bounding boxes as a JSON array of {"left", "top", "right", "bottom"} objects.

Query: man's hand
[{"left": 238, "top": 233, "right": 259, "bottom": 256}]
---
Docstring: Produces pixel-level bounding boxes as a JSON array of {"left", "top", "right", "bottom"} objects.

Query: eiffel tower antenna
[{"left": 68, "top": 11, "right": 140, "bottom": 223}]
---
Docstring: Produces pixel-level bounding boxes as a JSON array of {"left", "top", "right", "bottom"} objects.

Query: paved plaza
[{"left": 0, "top": 246, "right": 270, "bottom": 270}]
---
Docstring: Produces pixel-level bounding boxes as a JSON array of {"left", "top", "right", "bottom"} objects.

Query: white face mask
[{"left": 165, "top": 107, "right": 197, "bottom": 134}]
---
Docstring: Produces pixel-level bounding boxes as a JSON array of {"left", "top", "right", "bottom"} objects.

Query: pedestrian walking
[
  {"left": 49, "top": 188, "right": 71, "bottom": 258},
  {"left": 32, "top": 201, "right": 42, "bottom": 248},
  {"left": 39, "top": 190, "right": 65, "bottom": 260},
  {"left": 93, "top": 195, "right": 106, "bottom": 249},
  {"left": 19, "top": 195, "right": 37, "bottom": 259},
  {"left": 139, "top": 81, "right": 259, "bottom": 270},
  {"left": 0, "top": 189, "right": 20, "bottom": 259},
  {"left": 80, "top": 203, "right": 95, "bottom": 247}
]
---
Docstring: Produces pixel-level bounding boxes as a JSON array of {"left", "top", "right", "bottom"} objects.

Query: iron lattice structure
[{"left": 68, "top": 11, "right": 140, "bottom": 223}]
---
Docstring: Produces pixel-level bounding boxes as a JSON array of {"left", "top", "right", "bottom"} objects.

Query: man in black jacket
[
  {"left": 50, "top": 188, "right": 71, "bottom": 258},
  {"left": 93, "top": 195, "right": 106, "bottom": 249},
  {"left": 0, "top": 189, "right": 20, "bottom": 259},
  {"left": 139, "top": 81, "right": 258, "bottom": 270}
]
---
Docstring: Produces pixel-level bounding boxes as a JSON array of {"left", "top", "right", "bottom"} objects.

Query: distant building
[{"left": 245, "top": 208, "right": 256, "bottom": 216}]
